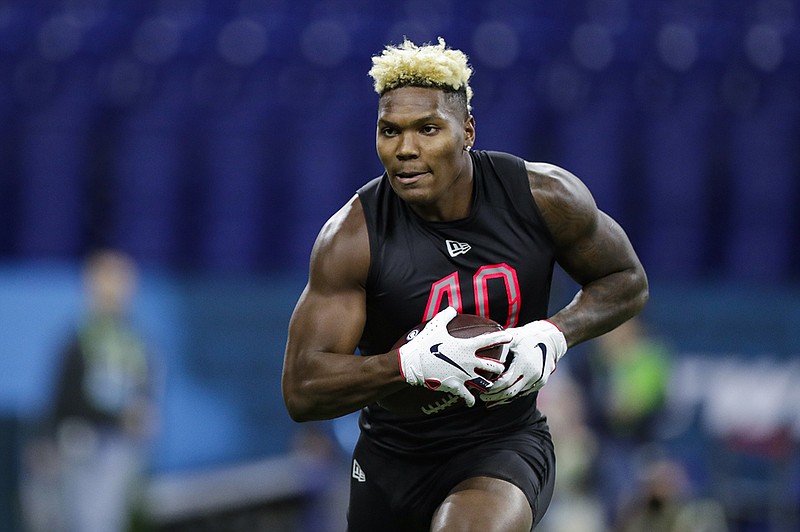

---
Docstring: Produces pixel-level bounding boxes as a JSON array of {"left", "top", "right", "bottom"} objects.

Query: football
[{"left": 377, "top": 313, "right": 509, "bottom": 416}]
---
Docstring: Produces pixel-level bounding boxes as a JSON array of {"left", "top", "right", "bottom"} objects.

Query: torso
[{"left": 355, "top": 150, "right": 557, "bottom": 455}]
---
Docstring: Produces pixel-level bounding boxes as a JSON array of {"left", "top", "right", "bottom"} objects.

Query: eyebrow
[{"left": 377, "top": 114, "right": 445, "bottom": 128}]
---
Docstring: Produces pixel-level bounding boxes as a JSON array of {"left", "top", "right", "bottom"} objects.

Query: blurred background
[{"left": 0, "top": 0, "right": 798, "bottom": 530}]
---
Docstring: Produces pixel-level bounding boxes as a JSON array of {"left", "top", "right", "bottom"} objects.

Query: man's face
[{"left": 376, "top": 86, "right": 475, "bottom": 220}]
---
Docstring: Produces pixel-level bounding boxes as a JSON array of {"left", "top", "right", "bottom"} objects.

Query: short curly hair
[{"left": 368, "top": 37, "right": 474, "bottom": 115}]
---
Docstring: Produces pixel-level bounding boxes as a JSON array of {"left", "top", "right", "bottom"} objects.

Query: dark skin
[{"left": 282, "top": 86, "right": 648, "bottom": 531}]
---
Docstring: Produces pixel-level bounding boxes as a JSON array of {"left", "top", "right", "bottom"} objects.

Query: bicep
[
  {"left": 283, "top": 197, "right": 369, "bottom": 372},
  {"left": 528, "top": 162, "right": 640, "bottom": 285},
  {"left": 286, "top": 282, "right": 366, "bottom": 362}
]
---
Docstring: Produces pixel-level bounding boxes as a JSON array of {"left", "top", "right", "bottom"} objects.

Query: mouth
[{"left": 394, "top": 171, "right": 430, "bottom": 184}]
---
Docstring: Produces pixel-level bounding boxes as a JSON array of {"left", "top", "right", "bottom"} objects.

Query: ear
[{"left": 464, "top": 115, "right": 476, "bottom": 149}]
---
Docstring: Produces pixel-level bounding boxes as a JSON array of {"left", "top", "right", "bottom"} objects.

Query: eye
[
  {"left": 381, "top": 127, "right": 399, "bottom": 137},
  {"left": 421, "top": 125, "right": 439, "bottom": 135}
]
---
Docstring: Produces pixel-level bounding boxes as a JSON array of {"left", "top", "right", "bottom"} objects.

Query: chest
[{"left": 361, "top": 203, "right": 555, "bottom": 354}]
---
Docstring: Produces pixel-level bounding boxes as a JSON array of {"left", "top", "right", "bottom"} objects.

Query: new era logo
[
  {"left": 446, "top": 240, "right": 471, "bottom": 257},
  {"left": 352, "top": 459, "right": 366, "bottom": 482}
]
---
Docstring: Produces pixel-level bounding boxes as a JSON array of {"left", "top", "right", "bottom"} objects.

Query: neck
[{"left": 412, "top": 151, "right": 474, "bottom": 222}]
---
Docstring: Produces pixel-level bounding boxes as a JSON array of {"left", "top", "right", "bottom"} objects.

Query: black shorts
[{"left": 346, "top": 421, "right": 556, "bottom": 532}]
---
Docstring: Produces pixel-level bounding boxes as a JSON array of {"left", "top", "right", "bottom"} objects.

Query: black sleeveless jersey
[{"left": 356, "top": 150, "right": 556, "bottom": 456}]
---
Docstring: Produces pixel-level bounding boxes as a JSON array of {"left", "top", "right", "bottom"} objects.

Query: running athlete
[{"left": 282, "top": 38, "right": 648, "bottom": 532}]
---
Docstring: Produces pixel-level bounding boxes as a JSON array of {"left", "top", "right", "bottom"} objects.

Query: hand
[
  {"left": 398, "top": 307, "right": 511, "bottom": 407},
  {"left": 480, "top": 320, "right": 567, "bottom": 404}
]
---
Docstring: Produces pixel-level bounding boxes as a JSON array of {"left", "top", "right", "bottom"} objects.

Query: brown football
[{"left": 377, "top": 314, "right": 507, "bottom": 417}]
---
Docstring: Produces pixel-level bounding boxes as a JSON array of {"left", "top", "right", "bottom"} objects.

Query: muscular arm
[
  {"left": 281, "top": 195, "right": 407, "bottom": 422},
  {"left": 527, "top": 162, "right": 649, "bottom": 347}
]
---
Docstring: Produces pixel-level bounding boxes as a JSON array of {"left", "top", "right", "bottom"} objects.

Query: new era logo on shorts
[
  {"left": 446, "top": 240, "right": 471, "bottom": 257},
  {"left": 352, "top": 459, "right": 366, "bottom": 482}
]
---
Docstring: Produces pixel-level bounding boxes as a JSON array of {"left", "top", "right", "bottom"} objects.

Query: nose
[{"left": 396, "top": 133, "right": 418, "bottom": 160}]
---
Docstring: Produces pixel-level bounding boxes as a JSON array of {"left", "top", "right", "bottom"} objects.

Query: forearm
[
  {"left": 282, "top": 349, "right": 407, "bottom": 422},
  {"left": 548, "top": 266, "right": 648, "bottom": 348}
]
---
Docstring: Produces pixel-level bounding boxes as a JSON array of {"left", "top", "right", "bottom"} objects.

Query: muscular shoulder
[
  {"left": 524, "top": 161, "right": 598, "bottom": 250},
  {"left": 309, "top": 195, "right": 370, "bottom": 291}
]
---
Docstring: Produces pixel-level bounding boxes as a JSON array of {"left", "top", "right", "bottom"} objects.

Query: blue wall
[{"left": 0, "top": 0, "right": 798, "bottom": 281}]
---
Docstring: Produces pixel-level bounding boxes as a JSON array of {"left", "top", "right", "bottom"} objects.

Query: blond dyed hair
[{"left": 368, "top": 37, "right": 473, "bottom": 112}]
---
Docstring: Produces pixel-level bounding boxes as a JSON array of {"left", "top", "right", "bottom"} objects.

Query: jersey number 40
[{"left": 423, "top": 263, "right": 520, "bottom": 328}]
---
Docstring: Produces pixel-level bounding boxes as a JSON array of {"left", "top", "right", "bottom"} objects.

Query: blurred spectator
[
  {"left": 22, "top": 250, "right": 157, "bottom": 532},
  {"left": 537, "top": 375, "right": 606, "bottom": 532},
  {"left": 593, "top": 317, "right": 670, "bottom": 439},
  {"left": 615, "top": 457, "right": 728, "bottom": 532},
  {"left": 572, "top": 317, "right": 671, "bottom": 524}
]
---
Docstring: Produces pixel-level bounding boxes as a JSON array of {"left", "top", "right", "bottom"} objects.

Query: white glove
[
  {"left": 398, "top": 307, "right": 511, "bottom": 407},
  {"left": 480, "top": 320, "right": 567, "bottom": 404}
]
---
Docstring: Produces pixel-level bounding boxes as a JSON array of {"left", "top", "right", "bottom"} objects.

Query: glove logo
[
  {"left": 430, "top": 343, "right": 470, "bottom": 376},
  {"left": 535, "top": 342, "right": 547, "bottom": 381}
]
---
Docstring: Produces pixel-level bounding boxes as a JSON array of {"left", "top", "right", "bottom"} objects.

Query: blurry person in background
[
  {"left": 615, "top": 457, "right": 728, "bottom": 532},
  {"left": 43, "top": 250, "right": 156, "bottom": 532},
  {"left": 535, "top": 376, "right": 605, "bottom": 532},
  {"left": 571, "top": 316, "right": 671, "bottom": 525}
]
